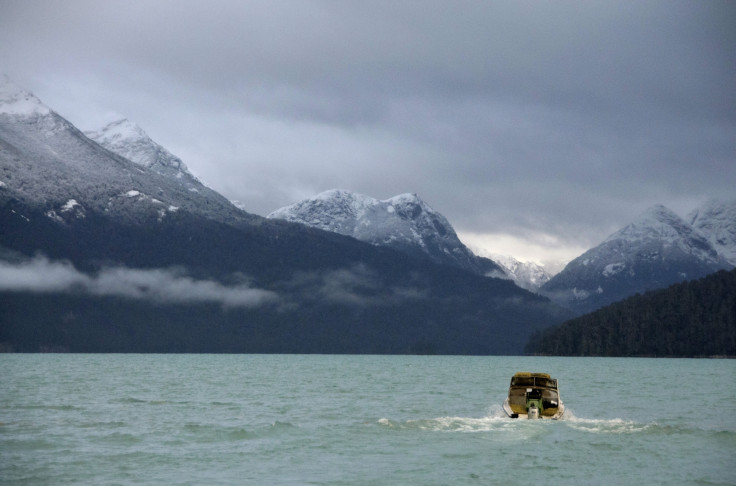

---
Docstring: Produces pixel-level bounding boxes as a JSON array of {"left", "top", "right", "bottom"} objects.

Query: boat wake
[
  {"left": 376, "top": 404, "right": 536, "bottom": 433},
  {"left": 377, "top": 405, "right": 654, "bottom": 435},
  {"left": 559, "top": 409, "right": 653, "bottom": 434},
  {"left": 377, "top": 415, "right": 510, "bottom": 433}
]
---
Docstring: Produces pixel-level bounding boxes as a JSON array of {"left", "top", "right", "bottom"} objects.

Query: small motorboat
[{"left": 502, "top": 372, "right": 565, "bottom": 420}]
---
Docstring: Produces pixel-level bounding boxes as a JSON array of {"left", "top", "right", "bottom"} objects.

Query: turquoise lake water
[{"left": 1, "top": 354, "right": 734, "bottom": 485}]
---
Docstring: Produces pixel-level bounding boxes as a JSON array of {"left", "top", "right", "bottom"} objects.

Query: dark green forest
[
  {"left": 0, "top": 202, "right": 568, "bottom": 355},
  {"left": 526, "top": 269, "right": 736, "bottom": 357}
]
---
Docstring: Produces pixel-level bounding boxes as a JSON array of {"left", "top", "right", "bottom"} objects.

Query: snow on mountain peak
[
  {"left": 542, "top": 203, "right": 731, "bottom": 313},
  {"left": 689, "top": 198, "right": 736, "bottom": 266},
  {"left": 600, "top": 203, "right": 725, "bottom": 266},
  {"left": 315, "top": 189, "right": 377, "bottom": 212},
  {"left": 605, "top": 204, "right": 696, "bottom": 245},
  {"left": 88, "top": 118, "right": 148, "bottom": 146},
  {"left": 491, "top": 254, "right": 552, "bottom": 292},
  {"left": 0, "top": 75, "right": 51, "bottom": 117},
  {"left": 387, "top": 193, "right": 422, "bottom": 206},
  {"left": 0, "top": 78, "right": 253, "bottom": 227},
  {"left": 85, "top": 118, "right": 195, "bottom": 181},
  {"left": 268, "top": 189, "right": 505, "bottom": 277},
  {"left": 268, "top": 189, "right": 378, "bottom": 234}
]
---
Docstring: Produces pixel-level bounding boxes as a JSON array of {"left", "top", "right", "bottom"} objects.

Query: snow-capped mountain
[
  {"left": 85, "top": 118, "right": 201, "bottom": 191},
  {"left": 688, "top": 198, "right": 736, "bottom": 266},
  {"left": 541, "top": 204, "right": 732, "bottom": 314},
  {"left": 268, "top": 189, "right": 505, "bottom": 277},
  {"left": 0, "top": 75, "right": 51, "bottom": 117},
  {"left": 0, "top": 77, "right": 569, "bottom": 355},
  {"left": 0, "top": 76, "right": 249, "bottom": 227},
  {"left": 492, "top": 255, "right": 552, "bottom": 292}
]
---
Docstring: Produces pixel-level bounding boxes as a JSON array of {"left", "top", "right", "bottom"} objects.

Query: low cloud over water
[{"left": 0, "top": 256, "right": 277, "bottom": 308}]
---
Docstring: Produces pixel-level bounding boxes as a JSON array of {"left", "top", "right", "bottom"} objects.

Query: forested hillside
[{"left": 526, "top": 269, "right": 736, "bottom": 357}]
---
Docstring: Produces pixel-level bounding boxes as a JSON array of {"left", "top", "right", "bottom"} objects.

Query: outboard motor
[
  {"left": 525, "top": 387, "right": 542, "bottom": 419},
  {"left": 528, "top": 403, "right": 539, "bottom": 419}
]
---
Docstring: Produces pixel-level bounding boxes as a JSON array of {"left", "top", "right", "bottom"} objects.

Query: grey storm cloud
[
  {"left": 0, "top": 257, "right": 278, "bottom": 308},
  {"left": 1, "top": 0, "right": 734, "bottom": 263}
]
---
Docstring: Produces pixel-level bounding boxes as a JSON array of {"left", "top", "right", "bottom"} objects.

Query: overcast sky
[{"left": 2, "top": 1, "right": 734, "bottom": 267}]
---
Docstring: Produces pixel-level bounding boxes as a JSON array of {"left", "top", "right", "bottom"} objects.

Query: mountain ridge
[
  {"left": 268, "top": 189, "right": 505, "bottom": 277},
  {"left": 0, "top": 77, "right": 253, "bottom": 228},
  {"left": 85, "top": 118, "right": 197, "bottom": 183}
]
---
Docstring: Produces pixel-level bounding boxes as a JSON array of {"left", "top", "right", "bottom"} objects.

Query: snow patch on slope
[
  {"left": 61, "top": 199, "right": 80, "bottom": 212},
  {"left": 602, "top": 262, "right": 625, "bottom": 277}
]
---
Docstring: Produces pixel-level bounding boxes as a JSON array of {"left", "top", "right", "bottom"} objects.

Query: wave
[
  {"left": 112, "top": 397, "right": 172, "bottom": 405},
  {"left": 91, "top": 431, "right": 144, "bottom": 446},
  {"left": 12, "top": 404, "right": 84, "bottom": 411},
  {"left": 181, "top": 422, "right": 253, "bottom": 442}
]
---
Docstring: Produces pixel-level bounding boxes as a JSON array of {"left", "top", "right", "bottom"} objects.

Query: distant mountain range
[
  {"left": 2, "top": 76, "right": 732, "bottom": 356},
  {"left": 540, "top": 204, "right": 734, "bottom": 314},
  {"left": 0, "top": 76, "right": 568, "bottom": 354},
  {"left": 267, "top": 190, "right": 735, "bottom": 306},
  {"left": 491, "top": 255, "right": 552, "bottom": 292}
]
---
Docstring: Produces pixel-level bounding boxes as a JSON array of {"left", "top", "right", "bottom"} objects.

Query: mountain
[
  {"left": 540, "top": 204, "right": 732, "bottom": 314},
  {"left": 527, "top": 268, "right": 736, "bottom": 357},
  {"left": 492, "top": 255, "right": 552, "bottom": 292},
  {"left": 268, "top": 189, "right": 505, "bottom": 277},
  {"left": 85, "top": 118, "right": 201, "bottom": 192},
  {"left": 0, "top": 77, "right": 569, "bottom": 354},
  {"left": 689, "top": 198, "right": 736, "bottom": 266},
  {"left": 0, "top": 77, "right": 250, "bottom": 227}
]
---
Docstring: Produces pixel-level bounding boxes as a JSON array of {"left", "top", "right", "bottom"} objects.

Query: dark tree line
[
  {"left": 526, "top": 269, "right": 736, "bottom": 357},
  {"left": 0, "top": 201, "right": 568, "bottom": 355}
]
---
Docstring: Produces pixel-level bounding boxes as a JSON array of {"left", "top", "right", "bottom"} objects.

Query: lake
[{"left": 1, "top": 354, "right": 734, "bottom": 485}]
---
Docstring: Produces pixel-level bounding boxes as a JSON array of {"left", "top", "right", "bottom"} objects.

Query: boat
[{"left": 502, "top": 372, "right": 565, "bottom": 419}]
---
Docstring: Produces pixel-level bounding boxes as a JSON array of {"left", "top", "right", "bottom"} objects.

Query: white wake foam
[
  {"left": 561, "top": 409, "right": 652, "bottom": 434},
  {"left": 378, "top": 405, "right": 652, "bottom": 435}
]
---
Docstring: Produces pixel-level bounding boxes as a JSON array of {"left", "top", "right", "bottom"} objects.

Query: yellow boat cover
[{"left": 512, "top": 372, "right": 550, "bottom": 379}]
